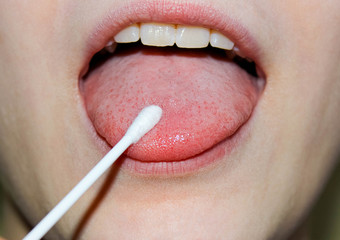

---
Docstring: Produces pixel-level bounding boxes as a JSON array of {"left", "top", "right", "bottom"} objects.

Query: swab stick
[{"left": 23, "top": 105, "right": 162, "bottom": 240}]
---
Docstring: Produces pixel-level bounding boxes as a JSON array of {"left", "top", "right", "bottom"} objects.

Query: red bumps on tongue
[{"left": 83, "top": 47, "right": 259, "bottom": 161}]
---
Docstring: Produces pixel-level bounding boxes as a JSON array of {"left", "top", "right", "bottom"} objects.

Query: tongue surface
[{"left": 83, "top": 46, "right": 259, "bottom": 161}]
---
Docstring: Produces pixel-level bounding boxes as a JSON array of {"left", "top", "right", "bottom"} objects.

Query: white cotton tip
[{"left": 125, "top": 105, "right": 163, "bottom": 143}]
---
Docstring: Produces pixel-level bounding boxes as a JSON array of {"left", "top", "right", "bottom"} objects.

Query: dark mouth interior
[{"left": 84, "top": 42, "right": 260, "bottom": 79}]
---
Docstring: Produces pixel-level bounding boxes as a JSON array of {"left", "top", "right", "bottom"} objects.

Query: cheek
[{"left": 0, "top": 0, "right": 94, "bottom": 226}]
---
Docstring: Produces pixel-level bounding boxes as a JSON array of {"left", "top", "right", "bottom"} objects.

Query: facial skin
[{"left": 0, "top": 0, "right": 340, "bottom": 239}]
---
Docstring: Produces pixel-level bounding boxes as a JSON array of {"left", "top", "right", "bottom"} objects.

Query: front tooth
[
  {"left": 176, "top": 25, "right": 210, "bottom": 48},
  {"left": 114, "top": 23, "right": 140, "bottom": 43},
  {"left": 210, "top": 30, "right": 234, "bottom": 50},
  {"left": 140, "top": 23, "right": 176, "bottom": 47}
]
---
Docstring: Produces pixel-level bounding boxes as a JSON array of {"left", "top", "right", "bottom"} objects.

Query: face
[{"left": 0, "top": 0, "right": 339, "bottom": 239}]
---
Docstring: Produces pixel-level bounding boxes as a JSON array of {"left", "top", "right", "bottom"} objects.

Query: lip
[{"left": 79, "top": 0, "right": 265, "bottom": 176}]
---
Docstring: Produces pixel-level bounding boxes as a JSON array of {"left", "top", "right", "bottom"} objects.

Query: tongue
[{"left": 83, "top": 46, "right": 259, "bottom": 161}]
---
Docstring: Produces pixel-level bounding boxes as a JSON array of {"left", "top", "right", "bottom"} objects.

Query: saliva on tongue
[{"left": 83, "top": 46, "right": 259, "bottom": 162}]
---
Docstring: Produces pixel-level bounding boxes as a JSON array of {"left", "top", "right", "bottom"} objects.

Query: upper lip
[{"left": 80, "top": 0, "right": 263, "bottom": 77}]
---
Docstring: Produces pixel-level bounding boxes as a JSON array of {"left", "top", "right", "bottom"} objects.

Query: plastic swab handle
[{"left": 23, "top": 105, "right": 162, "bottom": 240}]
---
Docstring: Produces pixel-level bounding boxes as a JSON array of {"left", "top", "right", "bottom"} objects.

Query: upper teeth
[{"left": 109, "top": 22, "right": 236, "bottom": 51}]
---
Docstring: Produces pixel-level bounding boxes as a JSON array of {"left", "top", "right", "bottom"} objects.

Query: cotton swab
[{"left": 23, "top": 105, "right": 162, "bottom": 240}]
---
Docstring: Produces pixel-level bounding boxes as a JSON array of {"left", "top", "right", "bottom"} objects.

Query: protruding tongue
[{"left": 83, "top": 46, "right": 259, "bottom": 161}]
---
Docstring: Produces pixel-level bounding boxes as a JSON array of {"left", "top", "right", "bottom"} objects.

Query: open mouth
[{"left": 79, "top": 4, "right": 266, "bottom": 176}]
